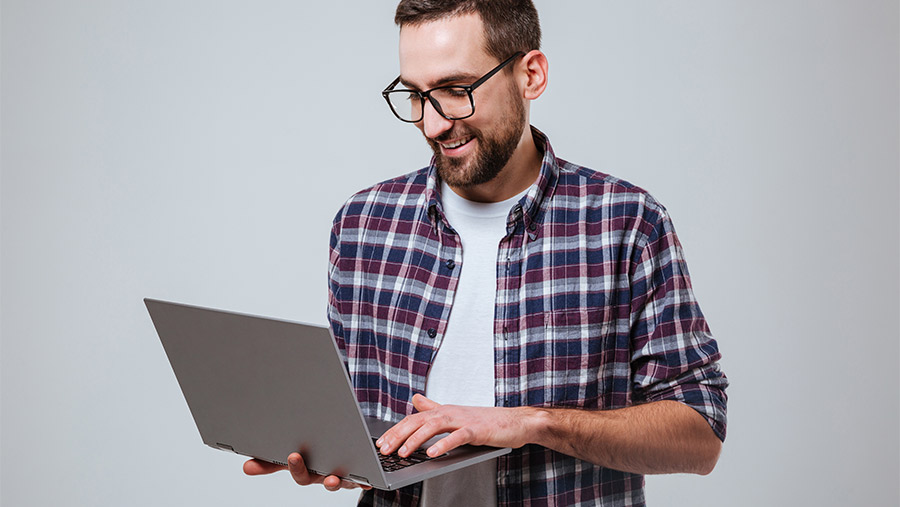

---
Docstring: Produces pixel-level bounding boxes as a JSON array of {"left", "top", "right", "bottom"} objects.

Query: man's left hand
[{"left": 375, "top": 394, "right": 538, "bottom": 458}]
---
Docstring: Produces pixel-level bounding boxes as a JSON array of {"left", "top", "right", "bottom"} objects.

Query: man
[{"left": 245, "top": 1, "right": 728, "bottom": 505}]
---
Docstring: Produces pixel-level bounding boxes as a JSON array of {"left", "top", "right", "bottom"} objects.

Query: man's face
[{"left": 398, "top": 14, "right": 527, "bottom": 189}]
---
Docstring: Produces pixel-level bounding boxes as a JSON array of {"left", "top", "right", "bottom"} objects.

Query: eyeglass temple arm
[
  {"left": 383, "top": 76, "right": 403, "bottom": 94},
  {"left": 468, "top": 51, "right": 526, "bottom": 91}
]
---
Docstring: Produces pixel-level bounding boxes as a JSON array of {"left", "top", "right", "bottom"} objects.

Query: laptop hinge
[
  {"left": 215, "top": 443, "right": 236, "bottom": 453},
  {"left": 347, "top": 474, "right": 371, "bottom": 487}
]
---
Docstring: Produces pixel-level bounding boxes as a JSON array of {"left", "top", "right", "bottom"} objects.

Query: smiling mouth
[{"left": 440, "top": 137, "right": 473, "bottom": 150}]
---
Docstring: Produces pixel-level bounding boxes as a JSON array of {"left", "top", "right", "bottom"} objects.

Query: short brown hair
[{"left": 394, "top": 0, "right": 541, "bottom": 61}]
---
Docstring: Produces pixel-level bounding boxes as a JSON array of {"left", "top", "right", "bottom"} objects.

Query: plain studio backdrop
[{"left": 2, "top": 1, "right": 898, "bottom": 505}]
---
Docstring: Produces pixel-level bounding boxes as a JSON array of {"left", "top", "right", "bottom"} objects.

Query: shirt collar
[{"left": 425, "top": 125, "right": 559, "bottom": 239}]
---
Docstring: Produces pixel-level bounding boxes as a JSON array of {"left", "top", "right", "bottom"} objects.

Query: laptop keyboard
[{"left": 373, "top": 438, "right": 444, "bottom": 472}]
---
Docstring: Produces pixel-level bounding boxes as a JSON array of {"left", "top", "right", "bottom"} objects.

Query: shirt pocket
[{"left": 538, "top": 306, "right": 617, "bottom": 409}]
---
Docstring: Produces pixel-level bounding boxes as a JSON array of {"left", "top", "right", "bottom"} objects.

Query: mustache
[{"left": 430, "top": 127, "right": 478, "bottom": 144}]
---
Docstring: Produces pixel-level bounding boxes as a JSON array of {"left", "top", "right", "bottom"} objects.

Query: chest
[{"left": 337, "top": 205, "right": 639, "bottom": 418}]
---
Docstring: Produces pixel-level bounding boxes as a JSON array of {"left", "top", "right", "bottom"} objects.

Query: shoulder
[
  {"left": 331, "top": 167, "right": 431, "bottom": 233},
  {"left": 553, "top": 158, "right": 668, "bottom": 224},
  {"left": 342, "top": 167, "right": 429, "bottom": 210}
]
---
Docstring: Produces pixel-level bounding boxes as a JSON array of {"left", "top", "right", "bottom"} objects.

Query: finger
[
  {"left": 397, "top": 416, "right": 450, "bottom": 457},
  {"left": 322, "top": 475, "right": 345, "bottom": 492},
  {"left": 412, "top": 393, "right": 441, "bottom": 412},
  {"left": 321, "top": 474, "right": 369, "bottom": 491},
  {"left": 287, "top": 453, "right": 323, "bottom": 486},
  {"left": 243, "top": 458, "right": 287, "bottom": 475},
  {"left": 426, "top": 426, "right": 474, "bottom": 457},
  {"left": 377, "top": 414, "right": 424, "bottom": 454}
]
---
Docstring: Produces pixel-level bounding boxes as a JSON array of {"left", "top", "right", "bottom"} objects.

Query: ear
[{"left": 519, "top": 49, "right": 548, "bottom": 100}]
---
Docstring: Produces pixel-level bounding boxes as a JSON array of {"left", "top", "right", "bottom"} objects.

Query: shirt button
[
  {"left": 427, "top": 328, "right": 437, "bottom": 338},
  {"left": 445, "top": 259, "right": 455, "bottom": 270},
  {"left": 528, "top": 222, "right": 537, "bottom": 231}
]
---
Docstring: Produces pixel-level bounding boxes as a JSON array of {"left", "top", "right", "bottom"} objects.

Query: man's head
[
  {"left": 391, "top": 0, "right": 547, "bottom": 195},
  {"left": 394, "top": 0, "right": 541, "bottom": 62}
]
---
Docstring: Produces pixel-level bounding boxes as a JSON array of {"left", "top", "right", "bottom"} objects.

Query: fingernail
[
  {"left": 427, "top": 447, "right": 438, "bottom": 457},
  {"left": 399, "top": 445, "right": 407, "bottom": 455},
  {"left": 376, "top": 437, "right": 383, "bottom": 446},
  {"left": 288, "top": 456, "right": 299, "bottom": 466}
]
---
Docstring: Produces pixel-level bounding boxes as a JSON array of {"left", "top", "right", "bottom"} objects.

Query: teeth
[{"left": 442, "top": 137, "right": 470, "bottom": 149}]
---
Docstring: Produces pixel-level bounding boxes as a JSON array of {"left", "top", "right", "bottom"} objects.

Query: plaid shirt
[{"left": 327, "top": 128, "right": 728, "bottom": 506}]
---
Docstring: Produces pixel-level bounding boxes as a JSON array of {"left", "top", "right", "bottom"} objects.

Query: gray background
[{"left": 2, "top": 1, "right": 898, "bottom": 505}]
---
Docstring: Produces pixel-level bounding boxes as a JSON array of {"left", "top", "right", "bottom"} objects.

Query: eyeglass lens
[{"left": 387, "top": 87, "right": 472, "bottom": 122}]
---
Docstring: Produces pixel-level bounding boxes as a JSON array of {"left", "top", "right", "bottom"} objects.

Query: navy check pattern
[{"left": 328, "top": 128, "right": 728, "bottom": 506}]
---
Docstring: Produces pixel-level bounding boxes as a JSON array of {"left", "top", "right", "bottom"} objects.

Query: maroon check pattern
[{"left": 328, "top": 128, "right": 728, "bottom": 506}]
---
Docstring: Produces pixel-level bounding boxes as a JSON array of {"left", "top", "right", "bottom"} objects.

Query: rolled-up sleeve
[{"left": 629, "top": 208, "right": 729, "bottom": 441}]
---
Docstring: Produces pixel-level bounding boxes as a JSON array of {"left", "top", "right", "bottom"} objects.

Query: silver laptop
[{"left": 145, "top": 298, "right": 511, "bottom": 490}]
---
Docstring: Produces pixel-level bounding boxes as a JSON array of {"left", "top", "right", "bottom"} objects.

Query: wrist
[{"left": 519, "top": 406, "right": 554, "bottom": 448}]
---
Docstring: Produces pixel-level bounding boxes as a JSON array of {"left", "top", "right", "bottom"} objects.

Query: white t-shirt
[{"left": 420, "top": 182, "right": 526, "bottom": 507}]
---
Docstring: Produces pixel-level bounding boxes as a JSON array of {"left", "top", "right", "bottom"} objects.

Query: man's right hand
[{"left": 243, "top": 453, "right": 372, "bottom": 492}]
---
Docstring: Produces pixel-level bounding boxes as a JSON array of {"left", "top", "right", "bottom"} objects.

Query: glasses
[{"left": 382, "top": 51, "right": 525, "bottom": 123}]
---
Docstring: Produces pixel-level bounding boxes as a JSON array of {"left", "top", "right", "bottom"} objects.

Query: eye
[{"left": 433, "top": 87, "right": 469, "bottom": 101}]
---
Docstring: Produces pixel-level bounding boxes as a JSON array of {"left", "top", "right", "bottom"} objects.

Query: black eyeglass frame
[{"left": 382, "top": 51, "right": 526, "bottom": 123}]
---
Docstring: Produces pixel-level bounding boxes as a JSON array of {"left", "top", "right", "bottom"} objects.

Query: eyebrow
[{"left": 399, "top": 72, "right": 481, "bottom": 91}]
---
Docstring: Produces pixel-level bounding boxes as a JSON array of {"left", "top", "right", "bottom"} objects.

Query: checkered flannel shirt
[{"left": 327, "top": 127, "right": 728, "bottom": 506}]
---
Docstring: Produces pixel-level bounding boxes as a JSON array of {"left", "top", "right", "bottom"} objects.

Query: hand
[
  {"left": 375, "top": 394, "right": 536, "bottom": 459},
  {"left": 243, "top": 452, "right": 372, "bottom": 492}
]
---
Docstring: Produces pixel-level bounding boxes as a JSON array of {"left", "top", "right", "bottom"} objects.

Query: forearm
[{"left": 522, "top": 400, "right": 722, "bottom": 475}]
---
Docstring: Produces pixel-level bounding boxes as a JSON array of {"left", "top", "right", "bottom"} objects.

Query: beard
[{"left": 426, "top": 90, "right": 527, "bottom": 189}]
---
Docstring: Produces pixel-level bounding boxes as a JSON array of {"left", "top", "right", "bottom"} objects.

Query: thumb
[{"left": 412, "top": 393, "right": 440, "bottom": 412}]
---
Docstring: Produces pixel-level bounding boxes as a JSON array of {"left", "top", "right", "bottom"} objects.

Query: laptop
[{"left": 144, "top": 298, "right": 511, "bottom": 490}]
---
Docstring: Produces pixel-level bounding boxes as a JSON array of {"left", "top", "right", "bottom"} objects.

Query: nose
[{"left": 419, "top": 98, "right": 453, "bottom": 140}]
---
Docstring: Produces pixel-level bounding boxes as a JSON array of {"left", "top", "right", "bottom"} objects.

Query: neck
[{"left": 447, "top": 126, "right": 543, "bottom": 203}]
